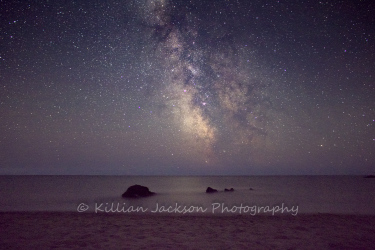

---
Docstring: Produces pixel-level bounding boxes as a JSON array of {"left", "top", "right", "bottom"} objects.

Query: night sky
[{"left": 1, "top": 0, "right": 374, "bottom": 175}]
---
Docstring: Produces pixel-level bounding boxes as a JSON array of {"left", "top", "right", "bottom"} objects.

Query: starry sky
[{"left": 1, "top": 0, "right": 374, "bottom": 175}]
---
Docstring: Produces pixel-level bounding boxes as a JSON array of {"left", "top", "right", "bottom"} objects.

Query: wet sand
[{"left": 1, "top": 212, "right": 375, "bottom": 249}]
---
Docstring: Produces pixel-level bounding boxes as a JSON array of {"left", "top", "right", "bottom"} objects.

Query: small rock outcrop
[
  {"left": 206, "top": 187, "right": 218, "bottom": 193},
  {"left": 224, "top": 188, "right": 234, "bottom": 192},
  {"left": 122, "top": 185, "right": 156, "bottom": 198}
]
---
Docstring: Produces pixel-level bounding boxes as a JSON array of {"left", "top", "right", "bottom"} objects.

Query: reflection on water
[{"left": 0, "top": 175, "right": 374, "bottom": 214}]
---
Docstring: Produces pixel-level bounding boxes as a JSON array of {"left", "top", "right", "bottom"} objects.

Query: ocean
[{"left": 0, "top": 175, "right": 374, "bottom": 215}]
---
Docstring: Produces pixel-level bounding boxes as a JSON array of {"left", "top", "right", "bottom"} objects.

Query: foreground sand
[{"left": 1, "top": 212, "right": 374, "bottom": 249}]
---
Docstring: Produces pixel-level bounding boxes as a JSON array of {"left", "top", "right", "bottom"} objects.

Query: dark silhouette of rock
[
  {"left": 224, "top": 188, "right": 234, "bottom": 192},
  {"left": 206, "top": 187, "right": 218, "bottom": 193},
  {"left": 364, "top": 175, "right": 375, "bottom": 178},
  {"left": 249, "top": 188, "right": 254, "bottom": 190},
  {"left": 122, "top": 185, "right": 156, "bottom": 198}
]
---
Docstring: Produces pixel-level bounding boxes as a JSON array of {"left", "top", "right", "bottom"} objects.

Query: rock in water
[
  {"left": 224, "top": 188, "right": 234, "bottom": 192},
  {"left": 122, "top": 185, "right": 156, "bottom": 198},
  {"left": 206, "top": 187, "right": 218, "bottom": 193}
]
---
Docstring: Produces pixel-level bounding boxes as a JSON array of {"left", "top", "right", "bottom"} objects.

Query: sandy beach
[{"left": 1, "top": 212, "right": 374, "bottom": 249}]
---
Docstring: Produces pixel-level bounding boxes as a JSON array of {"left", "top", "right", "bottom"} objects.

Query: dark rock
[
  {"left": 224, "top": 188, "right": 234, "bottom": 192},
  {"left": 206, "top": 187, "right": 218, "bottom": 193},
  {"left": 249, "top": 188, "right": 254, "bottom": 190},
  {"left": 122, "top": 185, "right": 156, "bottom": 198},
  {"left": 364, "top": 175, "right": 375, "bottom": 178}
]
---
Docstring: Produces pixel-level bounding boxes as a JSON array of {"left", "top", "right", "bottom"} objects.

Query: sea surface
[{"left": 0, "top": 175, "right": 374, "bottom": 215}]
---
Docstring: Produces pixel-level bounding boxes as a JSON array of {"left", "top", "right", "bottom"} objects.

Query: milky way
[
  {"left": 0, "top": 0, "right": 374, "bottom": 174},
  {"left": 134, "top": 0, "right": 276, "bottom": 165}
]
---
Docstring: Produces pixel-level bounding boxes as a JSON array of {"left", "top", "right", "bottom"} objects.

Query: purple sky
[{"left": 1, "top": 0, "right": 374, "bottom": 175}]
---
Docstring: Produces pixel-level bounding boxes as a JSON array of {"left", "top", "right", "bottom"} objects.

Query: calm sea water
[{"left": 0, "top": 175, "right": 374, "bottom": 215}]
